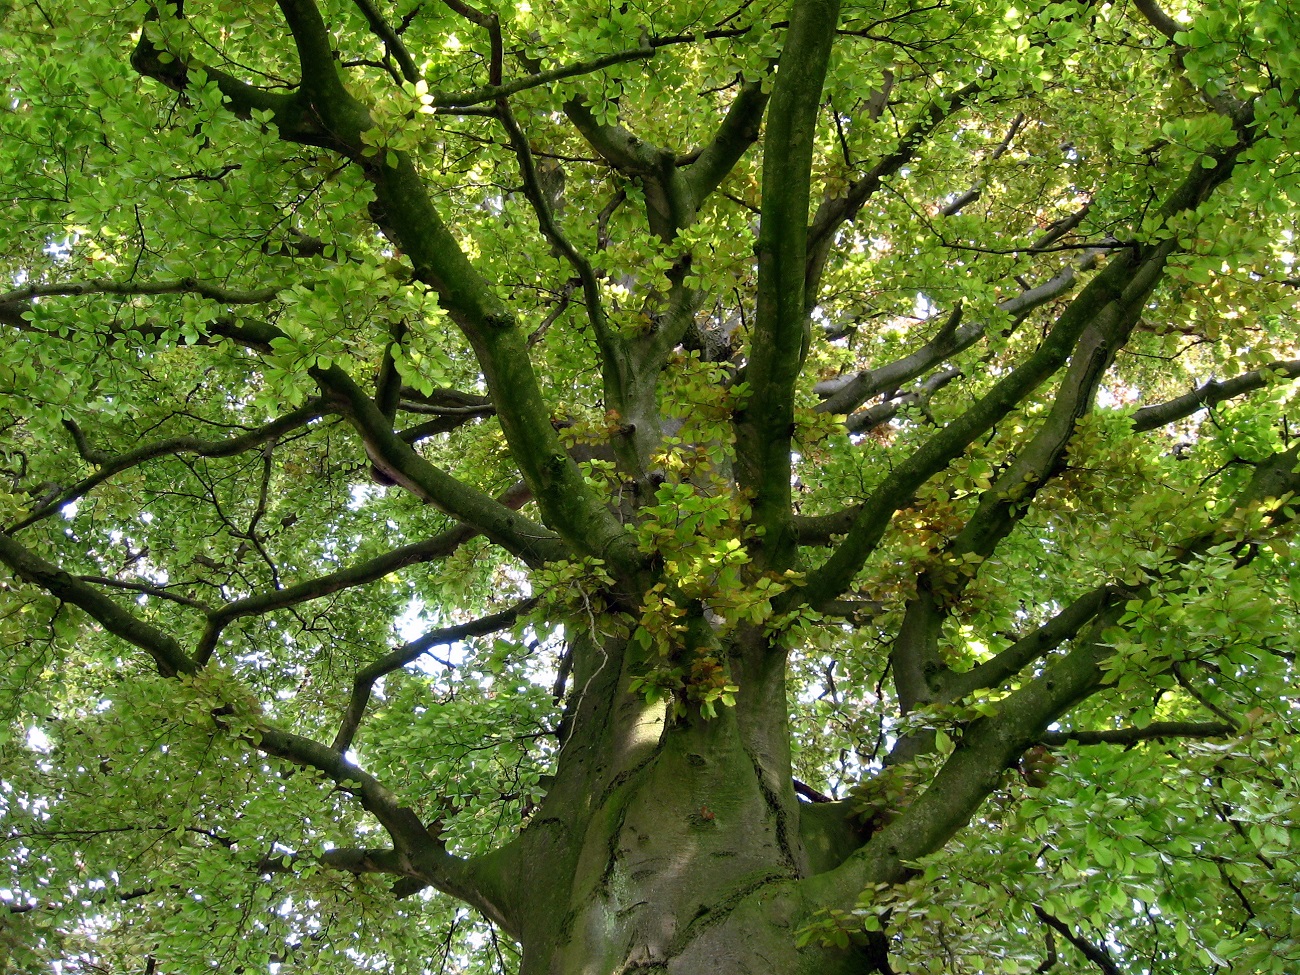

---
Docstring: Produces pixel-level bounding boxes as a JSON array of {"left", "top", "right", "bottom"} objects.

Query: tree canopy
[{"left": 1, "top": 0, "right": 1299, "bottom": 972}]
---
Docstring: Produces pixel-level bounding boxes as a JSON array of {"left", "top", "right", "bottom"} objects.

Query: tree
[{"left": 1, "top": 0, "right": 1298, "bottom": 971}]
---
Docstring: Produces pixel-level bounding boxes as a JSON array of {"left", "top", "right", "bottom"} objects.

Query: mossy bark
[{"left": 471, "top": 632, "right": 870, "bottom": 973}]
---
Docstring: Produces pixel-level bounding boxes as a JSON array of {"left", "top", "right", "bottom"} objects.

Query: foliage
[{"left": 0, "top": 0, "right": 1299, "bottom": 972}]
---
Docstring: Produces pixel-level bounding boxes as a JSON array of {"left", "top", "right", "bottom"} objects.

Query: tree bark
[{"left": 499, "top": 631, "right": 871, "bottom": 973}]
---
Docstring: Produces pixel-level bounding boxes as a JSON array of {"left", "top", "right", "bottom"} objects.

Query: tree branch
[
  {"left": 1039, "top": 721, "right": 1235, "bottom": 747},
  {"left": 563, "top": 99, "right": 696, "bottom": 244},
  {"left": 1130, "top": 359, "right": 1300, "bottom": 432},
  {"left": 0, "top": 532, "right": 196, "bottom": 677},
  {"left": 901, "top": 298, "right": 1289, "bottom": 715},
  {"left": 397, "top": 386, "right": 495, "bottom": 411},
  {"left": 375, "top": 321, "right": 407, "bottom": 423},
  {"left": 938, "top": 112, "right": 1025, "bottom": 217},
  {"left": 682, "top": 80, "right": 770, "bottom": 206},
  {"left": 1127, "top": 0, "right": 1252, "bottom": 132},
  {"left": 805, "top": 79, "right": 983, "bottom": 304},
  {"left": 808, "top": 440, "right": 1300, "bottom": 909},
  {"left": 430, "top": 42, "right": 654, "bottom": 109},
  {"left": 1130, "top": 0, "right": 1181, "bottom": 40},
  {"left": 398, "top": 413, "right": 494, "bottom": 442},
  {"left": 196, "top": 482, "right": 532, "bottom": 664},
  {"left": 4, "top": 578, "right": 516, "bottom": 924},
  {"left": 282, "top": 847, "right": 434, "bottom": 899},
  {"left": 796, "top": 238, "right": 1176, "bottom": 610},
  {"left": 946, "top": 585, "right": 1118, "bottom": 699},
  {"left": 333, "top": 600, "right": 537, "bottom": 752},
  {"left": 7, "top": 403, "right": 327, "bottom": 533},
  {"left": 317, "top": 845, "right": 406, "bottom": 875},
  {"left": 0, "top": 277, "right": 286, "bottom": 308},
  {"left": 254, "top": 728, "right": 429, "bottom": 851},
  {"left": 351, "top": 0, "right": 420, "bottom": 83},
  {"left": 843, "top": 367, "right": 961, "bottom": 434},
  {"left": 735, "top": 0, "right": 841, "bottom": 570},
  {"left": 795, "top": 134, "right": 1250, "bottom": 607},
  {"left": 928, "top": 260, "right": 1145, "bottom": 574},
  {"left": 816, "top": 303, "right": 975, "bottom": 417},
  {"left": 1032, "top": 906, "right": 1123, "bottom": 975},
  {"left": 814, "top": 244, "right": 1112, "bottom": 421},
  {"left": 801, "top": 248, "right": 1107, "bottom": 544},
  {"left": 132, "top": 0, "right": 639, "bottom": 577},
  {"left": 0, "top": 537, "right": 516, "bottom": 926},
  {"left": 278, "top": 0, "right": 355, "bottom": 105},
  {"left": 807, "top": 602, "right": 1122, "bottom": 902},
  {"left": 255, "top": 725, "right": 515, "bottom": 932},
  {"left": 74, "top": 575, "right": 215, "bottom": 612},
  {"left": 1031, "top": 198, "right": 1093, "bottom": 250},
  {"left": 563, "top": 97, "right": 666, "bottom": 175},
  {"left": 132, "top": 5, "right": 330, "bottom": 147},
  {"left": 311, "top": 363, "right": 567, "bottom": 566},
  {"left": 495, "top": 100, "right": 629, "bottom": 422}
]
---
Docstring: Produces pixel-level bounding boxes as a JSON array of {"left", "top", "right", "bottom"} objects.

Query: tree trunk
[{"left": 491, "top": 633, "right": 871, "bottom": 973}]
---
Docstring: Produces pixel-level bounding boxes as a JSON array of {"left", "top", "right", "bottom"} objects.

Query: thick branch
[
  {"left": 431, "top": 42, "right": 653, "bottom": 108},
  {"left": 333, "top": 600, "right": 536, "bottom": 752},
  {"left": 256, "top": 725, "right": 514, "bottom": 931},
  {"left": 397, "top": 386, "right": 496, "bottom": 411},
  {"left": 1127, "top": 0, "right": 1252, "bottom": 131},
  {"left": 8, "top": 403, "right": 327, "bottom": 533},
  {"left": 808, "top": 441, "right": 1300, "bottom": 907},
  {"left": 736, "top": 0, "right": 841, "bottom": 570},
  {"left": 1031, "top": 447, "right": 1300, "bottom": 652},
  {"left": 843, "top": 367, "right": 961, "bottom": 434},
  {"left": 816, "top": 303, "right": 974, "bottom": 417},
  {"left": 0, "top": 277, "right": 285, "bottom": 308},
  {"left": 799, "top": 250, "right": 1109, "bottom": 544},
  {"left": 132, "top": 8, "right": 329, "bottom": 147},
  {"left": 136, "top": 2, "right": 636, "bottom": 572},
  {"left": 797, "top": 238, "right": 1176, "bottom": 610},
  {"left": 313, "top": 363, "right": 567, "bottom": 566},
  {"left": 805, "top": 79, "right": 983, "bottom": 303},
  {"left": 199, "top": 526, "right": 475, "bottom": 663},
  {"left": 1001, "top": 245, "right": 1110, "bottom": 317},
  {"left": 891, "top": 208, "right": 1270, "bottom": 717},
  {"left": 375, "top": 321, "right": 407, "bottom": 422},
  {"left": 1131, "top": 359, "right": 1300, "bottom": 432},
  {"left": 258, "top": 727, "right": 427, "bottom": 847},
  {"left": 888, "top": 591, "right": 947, "bottom": 718},
  {"left": 815, "top": 245, "right": 1111, "bottom": 421},
  {"left": 682, "top": 80, "right": 770, "bottom": 205},
  {"left": 1039, "top": 721, "right": 1234, "bottom": 747},
  {"left": 0, "top": 532, "right": 196, "bottom": 677},
  {"left": 278, "top": 0, "right": 354, "bottom": 106},
  {"left": 318, "top": 845, "right": 406, "bottom": 875},
  {"left": 1032, "top": 907, "right": 1123, "bottom": 975},
  {"left": 947, "top": 585, "right": 1117, "bottom": 698},
  {"left": 1130, "top": 0, "right": 1181, "bottom": 40},
  {"left": 351, "top": 0, "right": 420, "bottom": 83},
  {"left": 797, "top": 135, "right": 1249, "bottom": 605},
  {"left": 1031, "top": 199, "right": 1093, "bottom": 250},
  {"left": 357, "top": 135, "right": 639, "bottom": 577},
  {"left": 563, "top": 100, "right": 696, "bottom": 244},
  {"left": 937, "top": 269, "right": 1144, "bottom": 569},
  {"left": 197, "top": 482, "right": 532, "bottom": 664},
  {"left": 807, "top": 607, "right": 1119, "bottom": 901},
  {"left": 398, "top": 413, "right": 493, "bottom": 442},
  {"left": 564, "top": 98, "right": 666, "bottom": 175}
]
